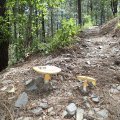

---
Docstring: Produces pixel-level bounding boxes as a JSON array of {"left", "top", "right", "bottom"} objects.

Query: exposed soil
[{"left": 0, "top": 18, "right": 120, "bottom": 120}]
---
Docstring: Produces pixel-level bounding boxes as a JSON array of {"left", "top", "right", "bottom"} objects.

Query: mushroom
[
  {"left": 33, "top": 65, "right": 61, "bottom": 84},
  {"left": 77, "top": 76, "right": 96, "bottom": 92}
]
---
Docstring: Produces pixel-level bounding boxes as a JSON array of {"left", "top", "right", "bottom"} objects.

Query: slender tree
[
  {"left": 25, "top": 1, "right": 33, "bottom": 47},
  {"left": 77, "top": 0, "right": 82, "bottom": 25},
  {"left": 0, "top": 0, "right": 9, "bottom": 71},
  {"left": 41, "top": 11, "right": 45, "bottom": 42},
  {"left": 111, "top": 0, "right": 118, "bottom": 17}
]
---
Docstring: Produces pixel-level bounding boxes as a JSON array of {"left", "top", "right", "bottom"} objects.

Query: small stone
[
  {"left": 112, "top": 84, "right": 117, "bottom": 88},
  {"left": 91, "top": 94, "right": 100, "bottom": 103},
  {"left": 62, "top": 110, "right": 68, "bottom": 118},
  {"left": 15, "top": 117, "right": 23, "bottom": 120},
  {"left": 85, "top": 102, "right": 91, "bottom": 108},
  {"left": 114, "top": 60, "right": 120, "bottom": 66},
  {"left": 48, "top": 107, "right": 54, "bottom": 113},
  {"left": 23, "top": 117, "right": 33, "bottom": 120},
  {"left": 16, "top": 117, "right": 33, "bottom": 120},
  {"left": 15, "top": 92, "right": 28, "bottom": 108},
  {"left": 117, "top": 86, "right": 120, "bottom": 91},
  {"left": 88, "top": 110, "right": 94, "bottom": 116},
  {"left": 90, "top": 93, "right": 97, "bottom": 98},
  {"left": 66, "top": 103, "right": 77, "bottom": 115},
  {"left": 27, "top": 83, "right": 37, "bottom": 91},
  {"left": 49, "top": 111, "right": 56, "bottom": 116},
  {"left": 64, "top": 58, "right": 71, "bottom": 62},
  {"left": 76, "top": 108, "right": 84, "bottom": 120},
  {"left": 83, "top": 96, "right": 88, "bottom": 101},
  {"left": 38, "top": 117, "right": 42, "bottom": 120},
  {"left": 63, "top": 54, "right": 72, "bottom": 57},
  {"left": 98, "top": 46, "right": 102, "bottom": 49},
  {"left": 110, "top": 88, "right": 119, "bottom": 94},
  {"left": 93, "top": 108, "right": 100, "bottom": 112},
  {"left": 31, "top": 107, "right": 43, "bottom": 115},
  {"left": 2, "top": 80, "right": 13, "bottom": 84},
  {"left": 39, "top": 102, "right": 48, "bottom": 109},
  {"left": 86, "top": 61, "right": 90, "bottom": 65},
  {"left": 92, "top": 97, "right": 99, "bottom": 103},
  {"left": 25, "top": 79, "right": 33, "bottom": 85},
  {"left": 41, "top": 99, "right": 48, "bottom": 103},
  {"left": 96, "top": 109, "right": 109, "bottom": 118},
  {"left": 65, "top": 91, "right": 73, "bottom": 97}
]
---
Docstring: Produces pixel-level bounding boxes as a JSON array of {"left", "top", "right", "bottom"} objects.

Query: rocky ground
[{"left": 0, "top": 18, "right": 120, "bottom": 120}]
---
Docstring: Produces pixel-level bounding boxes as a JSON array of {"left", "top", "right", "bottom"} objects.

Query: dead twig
[{"left": 0, "top": 102, "right": 14, "bottom": 120}]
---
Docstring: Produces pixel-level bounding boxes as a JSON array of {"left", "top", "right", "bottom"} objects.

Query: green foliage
[
  {"left": 39, "top": 18, "right": 79, "bottom": 53},
  {"left": 117, "top": 22, "right": 120, "bottom": 28},
  {"left": 82, "top": 15, "right": 93, "bottom": 29},
  {"left": 14, "top": 39, "right": 25, "bottom": 61},
  {"left": 29, "top": 18, "right": 79, "bottom": 55},
  {"left": 0, "top": 17, "right": 10, "bottom": 44}
]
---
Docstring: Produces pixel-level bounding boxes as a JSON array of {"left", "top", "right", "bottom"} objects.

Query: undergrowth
[{"left": 9, "top": 18, "right": 79, "bottom": 65}]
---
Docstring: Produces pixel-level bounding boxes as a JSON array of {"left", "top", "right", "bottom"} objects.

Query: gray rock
[
  {"left": 48, "top": 107, "right": 54, "bottom": 113},
  {"left": 92, "top": 97, "right": 99, "bottom": 103},
  {"left": 110, "top": 88, "right": 119, "bottom": 94},
  {"left": 86, "top": 61, "right": 91, "bottom": 65},
  {"left": 2, "top": 80, "right": 13, "bottom": 84},
  {"left": 112, "top": 84, "right": 117, "bottom": 88},
  {"left": 96, "top": 109, "right": 109, "bottom": 118},
  {"left": 83, "top": 96, "right": 88, "bottom": 101},
  {"left": 76, "top": 108, "right": 84, "bottom": 120},
  {"left": 25, "top": 79, "right": 33, "bottom": 85},
  {"left": 64, "top": 58, "right": 71, "bottom": 62},
  {"left": 62, "top": 54, "right": 72, "bottom": 57},
  {"left": 91, "top": 94, "right": 100, "bottom": 103},
  {"left": 88, "top": 110, "right": 94, "bottom": 116},
  {"left": 93, "top": 107, "right": 100, "bottom": 112},
  {"left": 85, "top": 102, "right": 91, "bottom": 108},
  {"left": 38, "top": 117, "right": 42, "bottom": 120},
  {"left": 15, "top": 92, "right": 28, "bottom": 108},
  {"left": 117, "top": 86, "right": 120, "bottom": 91},
  {"left": 39, "top": 102, "right": 48, "bottom": 109},
  {"left": 49, "top": 111, "right": 56, "bottom": 116},
  {"left": 66, "top": 103, "right": 77, "bottom": 115},
  {"left": 98, "top": 46, "right": 102, "bottom": 49},
  {"left": 27, "top": 83, "right": 37, "bottom": 91},
  {"left": 31, "top": 107, "right": 43, "bottom": 115}
]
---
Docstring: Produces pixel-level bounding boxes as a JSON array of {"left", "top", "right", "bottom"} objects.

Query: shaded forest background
[{"left": 0, "top": 0, "right": 120, "bottom": 71}]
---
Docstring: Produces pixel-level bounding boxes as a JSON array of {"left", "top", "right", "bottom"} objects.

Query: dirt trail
[{"left": 0, "top": 26, "right": 120, "bottom": 120}]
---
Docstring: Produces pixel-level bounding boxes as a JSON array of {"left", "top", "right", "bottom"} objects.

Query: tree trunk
[
  {"left": 0, "top": 0, "right": 9, "bottom": 71},
  {"left": 90, "top": 0, "right": 93, "bottom": 21},
  {"left": 13, "top": 1, "right": 17, "bottom": 39},
  {"left": 77, "top": 0, "right": 82, "bottom": 25},
  {"left": 111, "top": 0, "right": 118, "bottom": 17},
  {"left": 35, "top": 9, "right": 39, "bottom": 38},
  {"left": 100, "top": 1, "right": 105, "bottom": 25},
  {"left": 25, "top": 2, "right": 33, "bottom": 47},
  {"left": 51, "top": 7, "right": 54, "bottom": 37},
  {"left": 41, "top": 11, "right": 45, "bottom": 42}
]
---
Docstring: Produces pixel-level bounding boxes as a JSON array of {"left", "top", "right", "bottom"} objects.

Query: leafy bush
[
  {"left": 42, "top": 18, "right": 79, "bottom": 53},
  {"left": 9, "top": 18, "right": 79, "bottom": 64},
  {"left": 82, "top": 15, "right": 93, "bottom": 29}
]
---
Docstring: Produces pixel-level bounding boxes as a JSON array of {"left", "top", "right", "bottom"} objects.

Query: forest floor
[{"left": 0, "top": 18, "right": 120, "bottom": 120}]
